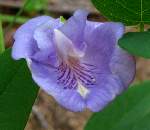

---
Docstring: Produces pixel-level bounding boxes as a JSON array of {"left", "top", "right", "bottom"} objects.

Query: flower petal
[
  {"left": 31, "top": 50, "right": 58, "bottom": 66},
  {"left": 100, "top": 22, "right": 124, "bottom": 40},
  {"left": 33, "top": 18, "right": 62, "bottom": 51},
  {"left": 54, "top": 29, "right": 85, "bottom": 58},
  {"left": 86, "top": 21, "right": 124, "bottom": 40},
  {"left": 110, "top": 47, "right": 136, "bottom": 88},
  {"left": 83, "top": 22, "right": 122, "bottom": 73},
  {"left": 86, "top": 74, "right": 123, "bottom": 112},
  {"left": 28, "top": 60, "right": 86, "bottom": 112},
  {"left": 32, "top": 18, "right": 63, "bottom": 65},
  {"left": 59, "top": 9, "right": 88, "bottom": 51},
  {"left": 12, "top": 16, "right": 52, "bottom": 60}
]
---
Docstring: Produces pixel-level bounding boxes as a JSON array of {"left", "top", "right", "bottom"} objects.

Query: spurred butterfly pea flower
[{"left": 12, "top": 10, "right": 135, "bottom": 112}]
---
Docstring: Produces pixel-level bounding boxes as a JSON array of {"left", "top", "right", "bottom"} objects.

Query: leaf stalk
[
  {"left": 139, "top": 22, "right": 144, "bottom": 32},
  {"left": 0, "top": 19, "right": 5, "bottom": 54}
]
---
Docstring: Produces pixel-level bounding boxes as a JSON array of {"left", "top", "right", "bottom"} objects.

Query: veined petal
[
  {"left": 86, "top": 74, "right": 123, "bottom": 112},
  {"left": 83, "top": 22, "right": 119, "bottom": 73},
  {"left": 28, "top": 60, "right": 86, "bottom": 112},
  {"left": 59, "top": 9, "right": 88, "bottom": 51},
  {"left": 110, "top": 47, "right": 136, "bottom": 88},
  {"left": 12, "top": 16, "right": 52, "bottom": 60}
]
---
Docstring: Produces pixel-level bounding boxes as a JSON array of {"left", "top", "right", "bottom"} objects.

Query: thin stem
[
  {"left": 0, "top": 14, "right": 29, "bottom": 24},
  {"left": 5, "top": 0, "right": 32, "bottom": 33},
  {"left": 43, "top": 0, "right": 50, "bottom": 15},
  {"left": 0, "top": 19, "right": 5, "bottom": 54},
  {"left": 139, "top": 22, "right": 144, "bottom": 32}
]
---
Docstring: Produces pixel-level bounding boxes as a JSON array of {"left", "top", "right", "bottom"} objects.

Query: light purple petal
[
  {"left": 33, "top": 18, "right": 62, "bottom": 51},
  {"left": 86, "top": 21, "right": 124, "bottom": 40},
  {"left": 59, "top": 9, "right": 88, "bottom": 51},
  {"left": 104, "top": 22, "right": 125, "bottom": 40},
  {"left": 12, "top": 16, "right": 52, "bottom": 60},
  {"left": 56, "top": 90, "right": 86, "bottom": 112},
  {"left": 32, "top": 18, "right": 63, "bottom": 65},
  {"left": 83, "top": 22, "right": 120, "bottom": 73},
  {"left": 110, "top": 47, "right": 136, "bottom": 88},
  {"left": 53, "top": 29, "right": 85, "bottom": 59},
  {"left": 31, "top": 50, "right": 58, "bottom": 66},
  {"left": 28, "top": 60, "right": 86, "bottom": 112},
  {"left": 81, "top": 22, "right": 132, "bottom": 111},
  {"left": 86, "top": 74, "right": 123, "bottom": 112}
]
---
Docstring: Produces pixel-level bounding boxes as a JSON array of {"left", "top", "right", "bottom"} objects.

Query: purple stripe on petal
[{"left": 29, "top": 60, "right": 86, "bottom": 112}]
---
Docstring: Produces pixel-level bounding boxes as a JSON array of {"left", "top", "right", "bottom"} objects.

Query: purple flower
[{"left": 12, "top": 10, "right": 135, "bottom": 112}]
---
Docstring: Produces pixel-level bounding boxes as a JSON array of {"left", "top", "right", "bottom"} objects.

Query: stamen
[{"left": 77, "top": 81, "right": 90, "bottom": 98}]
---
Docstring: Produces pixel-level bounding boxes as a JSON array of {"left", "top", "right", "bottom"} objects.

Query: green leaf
[
  {"left": 91, "top": 0, "right": 150, "bottom": 25},
  {"left": 119, "top": 31, "right": 150, "bottom": 58},
  {"left": 84, "top": 81, "right": 150, "bottom": 130},
  {"left": 0, "top": 49, "right": 39, "bottom": 129}
]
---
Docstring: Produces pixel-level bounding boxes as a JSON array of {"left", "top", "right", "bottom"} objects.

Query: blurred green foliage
[
  {"left": 0, "top": 14, "right": 28, "bottom": 24},
  {"left": 24, "top": 0, "right": 49, "bottom": 12}
]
